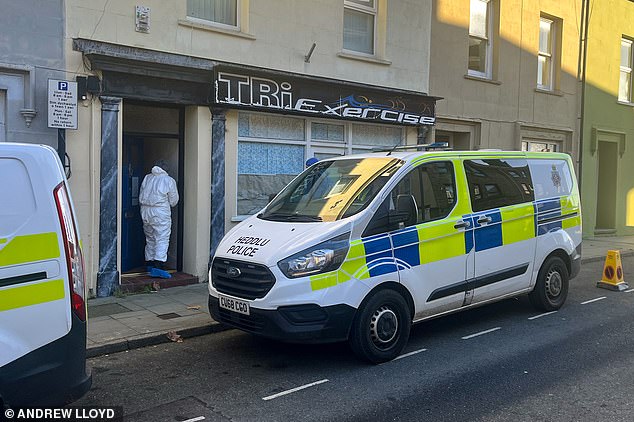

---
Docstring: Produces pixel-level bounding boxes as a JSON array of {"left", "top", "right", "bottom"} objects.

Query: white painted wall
[{"left": 183, "top": 106, "right": 212, "bottom": 281}]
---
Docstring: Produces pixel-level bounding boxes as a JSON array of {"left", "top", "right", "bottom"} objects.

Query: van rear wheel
[
  {"left": 349, "top": 289, "right": 411, "bottom": 364},
  {"left": 529, "top": 256, "right": 569, "bottom": 311}
]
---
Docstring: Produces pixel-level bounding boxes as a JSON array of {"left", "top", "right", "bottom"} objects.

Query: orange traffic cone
[{"left": 597, "top": 250, "right": 629, "bottom": 291}]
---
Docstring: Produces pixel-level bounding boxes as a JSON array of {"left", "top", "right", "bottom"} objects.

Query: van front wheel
[
  {"left": 529, "top": 256, "right": 569, "bottom": 311},
  {"left": 349, "top": 289, "right": 411, "bottom": 364}
]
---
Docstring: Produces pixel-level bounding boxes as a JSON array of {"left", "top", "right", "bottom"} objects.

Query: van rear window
[
  {"left": 0, "top": 158, "right": 36, "bottom": 234},
  {"left": 464, "top": 158, "right": 535, "bottom": 212},
  {"left": 528, "top": 159, "right": 573, "bottom": 200}
]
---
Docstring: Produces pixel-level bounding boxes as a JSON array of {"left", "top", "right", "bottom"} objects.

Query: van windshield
[{"left": 259, "top": 157, "right": 403, "bottom": 222}]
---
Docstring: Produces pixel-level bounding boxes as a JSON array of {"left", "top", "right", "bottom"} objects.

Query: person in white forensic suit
[{"left": 139, "top": 160, "right": 179, "bottom": 270}]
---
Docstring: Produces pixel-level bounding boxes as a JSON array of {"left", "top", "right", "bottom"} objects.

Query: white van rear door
[{"left": 0, "top": 145, "right": 71, "bottom": 367}]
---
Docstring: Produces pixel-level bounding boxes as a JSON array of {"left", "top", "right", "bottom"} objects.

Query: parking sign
[{"left": 48, "top": 79, "right": 78, "bottom": 129}]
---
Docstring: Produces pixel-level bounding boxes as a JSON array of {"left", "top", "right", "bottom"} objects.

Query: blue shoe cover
[{"left": 150, "top": 267, "right": 172, "bottom": 279}]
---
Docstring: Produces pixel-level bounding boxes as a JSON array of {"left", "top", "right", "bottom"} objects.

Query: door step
[
  {"left": 119, "top": 271, "right": 199, "bottom": 293},
  {"left": 594, "top": 228, "right": 617, "bottom": 236}
]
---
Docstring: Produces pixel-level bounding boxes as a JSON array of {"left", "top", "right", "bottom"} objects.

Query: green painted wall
[{"left": 581, "top": 0, "right": 634, "bottom": 237}]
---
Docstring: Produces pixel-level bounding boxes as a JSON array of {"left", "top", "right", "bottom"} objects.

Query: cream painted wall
[
  {"left": 63, "top": 1, "right": 433, "bottom": 293},
  {"left": 183, "top": 106, "right": 212, "bottom": 281},
  {"left": 430, "top": 0, "right": 581, "bottom": 159},
  {"left": 65, "top": 0, "right": 432, "bottom": 93}
]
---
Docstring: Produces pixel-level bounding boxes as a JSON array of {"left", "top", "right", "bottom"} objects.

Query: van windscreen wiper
[{"left": 258, "top": 212, "right": 323, "bottom": 222}]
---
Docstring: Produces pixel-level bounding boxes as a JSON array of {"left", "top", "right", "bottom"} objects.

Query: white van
[
  {"left": 208, "top": 150, "right": 581, "bottom": 363},
  {"left": 0, "top": 143, "right": 91, "bottom": 405}
]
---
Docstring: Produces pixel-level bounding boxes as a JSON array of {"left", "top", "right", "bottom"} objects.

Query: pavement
[{"left": 86, "top": 235, "right": 634, "bottom": 357}]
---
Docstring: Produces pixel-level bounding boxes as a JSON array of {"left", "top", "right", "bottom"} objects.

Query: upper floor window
[
  {"left": 538, "top": 17, "right": 555, "bottom": 90},
  {"left": 619, "top": 38, "right": 633, "bottom": 103},
  {"left": 187, "top": 0, "right": 238, "bottom": 28},
  {"left": 522, "top": 139, "right": 559, "bottom": 153},
  {"left": 343, "top": 0, "right": 376, "bottom": 55},
  {"left": 468, "top": 0, "right": 492, "bottom": 78}
]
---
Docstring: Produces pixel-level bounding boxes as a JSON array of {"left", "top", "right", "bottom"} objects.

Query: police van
[
  {"left": 0, "top": 143, "right": 91, "bottom": 405},
  {"left": 208, "top": 149, "right": 581, "bottom": 363}
]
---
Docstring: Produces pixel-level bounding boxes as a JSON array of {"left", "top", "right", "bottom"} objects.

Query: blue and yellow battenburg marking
[{"left": 310, "top": 196, "right": 580, "bottom": 291}]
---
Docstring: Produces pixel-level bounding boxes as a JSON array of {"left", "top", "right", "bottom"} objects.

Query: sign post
[{"left": 48, "top": 79, "right": 78, "bottom": 170}]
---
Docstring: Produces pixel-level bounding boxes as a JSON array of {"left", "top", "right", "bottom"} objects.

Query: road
[{"left": 76, "top": 256, "right": 634, "bottom": 421}]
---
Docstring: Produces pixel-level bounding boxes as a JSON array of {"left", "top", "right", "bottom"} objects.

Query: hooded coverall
[{"left": 139, "top": 165, "right": 179, "bottom": 263}]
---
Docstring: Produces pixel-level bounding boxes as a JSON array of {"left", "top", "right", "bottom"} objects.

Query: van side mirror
[{"left": 389, "top": 194, "right": 417, "bottom": 226}]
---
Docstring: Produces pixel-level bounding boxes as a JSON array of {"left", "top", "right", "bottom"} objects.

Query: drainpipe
[{"left": 577, "top": 0, "right": 591, "bottom": 190}]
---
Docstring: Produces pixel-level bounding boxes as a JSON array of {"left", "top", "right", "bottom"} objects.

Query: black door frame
[{"left": 122, "top": 105, "right": 186, "bottom": 272}]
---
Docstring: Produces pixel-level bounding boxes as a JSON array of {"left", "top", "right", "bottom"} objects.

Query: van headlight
[{"left": 278, "top": 233, "right": 350, "bottom": 278}]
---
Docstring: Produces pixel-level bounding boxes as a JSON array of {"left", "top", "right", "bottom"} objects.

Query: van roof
[{"left": 323, "top": 149, "right": 570, "bottom": 164}]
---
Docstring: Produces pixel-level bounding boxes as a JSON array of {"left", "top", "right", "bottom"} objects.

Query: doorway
[
  {"left": 435, "top": 130, "right": 471, "bottom": 150},
  {"left": 122, "top": 103, "right": 185, "bottom": 274},
  {"left": 595, "top": 141, "right": 618, "bottom": 234}
]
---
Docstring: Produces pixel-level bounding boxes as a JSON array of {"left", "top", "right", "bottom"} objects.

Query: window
[
  {"left": 236, "top": 112, "right": 404, "bottom": 217},
  {"left": 350, "top": 123, "right": 402, "bottom": 149},
  {"left": 522, "top": 140, "right": 559, "bottom": 152},
  {"left": 187, "top": 0, "right": 238, "bottom": 28},
  {"left": 528, "top": 159, "right": 573, "bottom": 200},
  {"left": 468, "top": 0, "right": 492, "bottom": 78},
  {"left": 619, "top": 38, "right": 633, "bottom": 103},
  {"left": 344, "top": 0, "right": 376, "bottom": 55},
  {"left": 538, "top": 17, "right": 555, "bottom": 90},
  {"left": 311, "top": 122, "right": 345, "bottom": 144},
  {"left": 363, "top": 162, "right": 456, "bottom": 237},
  {"left": 237, "top": 114, "right": 305, "bottom": 216},
  {"left": 464, "top": 159, "right": 534, "bottom": 212}
]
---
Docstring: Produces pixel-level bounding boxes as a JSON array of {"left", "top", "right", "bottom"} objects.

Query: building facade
[
  {"left": 61, "top": 0, "right": 435, "bottom": 296},
  {"left": 0, "top": 1, "right": 64, "bottom": 146},
  {"left": 580, "top": 0, "right": 634, "bottom": 237},
  {"left": 429, "top": 0, "right": 582, "bottom": 160},
  {"left": 8, "top": 1, "right": 626, "bottom": 296}
]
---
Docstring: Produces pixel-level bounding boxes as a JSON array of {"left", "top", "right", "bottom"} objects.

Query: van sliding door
[{"left": 463, "top": 158, "right": 536, "bottom": 303}]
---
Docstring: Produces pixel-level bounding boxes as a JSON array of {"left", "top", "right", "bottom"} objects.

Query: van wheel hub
[
  {"left": 546, "top": 269, "right": 562, "bottom": 298},
  {"left": 370, "top": 306, "right": 398, "bottom": 346}
]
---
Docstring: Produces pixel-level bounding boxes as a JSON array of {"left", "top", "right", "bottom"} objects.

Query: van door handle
[
  {"left": 477, "top": 216, "right": 493, "bottom": 224},
  {"left": 454, "top": 220, "right": 470, "bottom": 229}
]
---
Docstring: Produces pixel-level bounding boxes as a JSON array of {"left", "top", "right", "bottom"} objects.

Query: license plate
[{"left": 218, "top": 294, "right": 250, "bottom": 316}]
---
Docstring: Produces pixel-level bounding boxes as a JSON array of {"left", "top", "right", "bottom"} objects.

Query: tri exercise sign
[{"left": 214, "top": 67, "right": 437, "bottom": 126}]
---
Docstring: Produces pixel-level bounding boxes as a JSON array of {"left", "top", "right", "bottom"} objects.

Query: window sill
[
  {"left": 535, "top": 87, "right": 564, "bottom": 97},
  {"left": 231, "top": 215, "right": 250, "bottom": 222},
  {"left": 463, "top": 74, "right": 502, "bottom": 85},
  {"left": 337, "top": 51, "right": 391, "bottom": 66},
  {"left": 617, "top": 100, "right": 634, "bottom": 107},
  {"left": 178, "top": 19, "right": 256, "bottom": 40}
]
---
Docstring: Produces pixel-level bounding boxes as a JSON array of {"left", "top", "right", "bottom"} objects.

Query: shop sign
[{"left": 213, "top": 68, "right": 437, "bottom": 126}]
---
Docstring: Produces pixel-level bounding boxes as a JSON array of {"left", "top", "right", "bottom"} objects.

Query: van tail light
[{"left": 54, "top": 182, "right": 86, "bottom": 322}]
